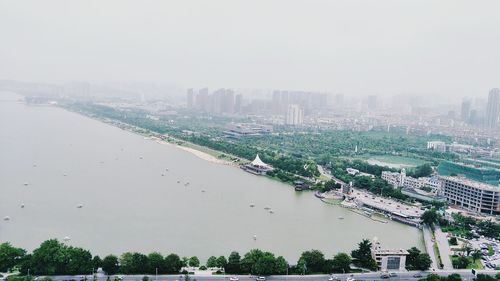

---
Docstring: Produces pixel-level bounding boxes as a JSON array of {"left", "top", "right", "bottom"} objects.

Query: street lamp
[{"left": 155, "top": 268, "right": 158, "bottom": 281}]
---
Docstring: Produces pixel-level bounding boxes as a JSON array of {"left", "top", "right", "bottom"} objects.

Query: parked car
[
  {"left": 256, "top": 277, "right": 266, "bottom": 281},
  {"left": 380, "top": 274, "right": 390, "bottom": 279},
  {"left": 229, "top": 277, "right": 239, "bottom": 281},
  {"left": 413, "top": 273, "right": 423, "bottom": 278},
  {"left": 389, "top": 272, "right": 398, "bottom": 277},
  {"left": 328, "top": 276, "right": 340, "bottom": 281}
]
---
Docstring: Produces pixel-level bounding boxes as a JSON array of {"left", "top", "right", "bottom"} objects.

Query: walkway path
[
  {"left": 422, "top": 224, "right": 438, "bottom": 270},
  {"left": 434, "top": 225, "right": 454, "bottom": 270}
]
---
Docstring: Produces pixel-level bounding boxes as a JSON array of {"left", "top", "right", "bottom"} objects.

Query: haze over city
[{"left": 1, "top": 0, "right": 500, "bottom": 99}]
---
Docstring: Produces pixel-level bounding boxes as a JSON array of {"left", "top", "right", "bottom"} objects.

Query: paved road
[
  {"left": 422, "top": 224, "right": 438, "bottom": 270},
  {"left": 45, "top": 269, "right": 494, "bottom": 281},
  {"left": 434, "top": 225, "right": 453, "bottom": 270}
]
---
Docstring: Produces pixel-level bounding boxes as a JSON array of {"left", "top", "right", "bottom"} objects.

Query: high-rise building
[
  {"left": 368, "top": 95, "right": 377, "bottom": 111},
  {"left": 272, "top": 90, "right": 281, "bottom": 114},
  {"left": 286, "top": 104, "right": 304, "bottom": 126},
  {"left": 195, "top": 88, "right": 209, "bottom": 111},
  {"left": 234, "top": 94, "right": 243, "bottom": 113},
  {"left": 335, "top": 94, "right": 344, "bottom": 106},
  {"left": 485, "top": 88, "right": 500, "bottom": 128},
  {"left": 460, "top": 99, "right": 471, "bottom": 122},
  {"left": 186, "top": 88, "right": 195, "bottom": 108}
]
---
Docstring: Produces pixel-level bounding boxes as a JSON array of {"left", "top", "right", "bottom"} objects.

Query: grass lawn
[{"left": 450, "top": 255, "right": 484, "bottom": 269}]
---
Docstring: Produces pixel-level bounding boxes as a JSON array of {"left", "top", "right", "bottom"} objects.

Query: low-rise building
[
  {"left": 381, "top": 169, "right": 405, "bottom": 188},
  {"left": 427, "top": 141, "right": 446, "bottom": 152},
  {"left": 439, "top": 176, "right": 500, "bottom": 215},
  {"left": 223, "top": 123, "right": 273, "bottom": 138},
  {"left": 371, "top": 238, "right": 408, "bottom": 271}
]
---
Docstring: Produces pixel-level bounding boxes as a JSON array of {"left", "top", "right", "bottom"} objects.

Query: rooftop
[{"left": 439, "top": 176, "right": 500, "bottom": 192}]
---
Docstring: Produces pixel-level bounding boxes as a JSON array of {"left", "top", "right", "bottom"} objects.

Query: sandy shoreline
[{"left": 155, "top": 139, "right": 235, "bottom": 166}]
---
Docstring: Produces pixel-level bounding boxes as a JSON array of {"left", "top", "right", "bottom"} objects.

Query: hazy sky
[{"left": 1, "top": 0, "right": 499, "bottom": 97}]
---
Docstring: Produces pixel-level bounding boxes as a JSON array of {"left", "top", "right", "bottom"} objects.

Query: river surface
[{"left": 0, "top": 93, "right": 424, "bottom": 261}]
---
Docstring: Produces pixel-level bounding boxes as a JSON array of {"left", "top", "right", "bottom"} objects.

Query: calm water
[{"left": 0, "top": 93, "right": 423, "bottom": 261}]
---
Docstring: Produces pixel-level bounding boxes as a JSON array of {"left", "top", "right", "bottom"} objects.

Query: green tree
[
  {"left": 102, "top": 255, "right": 119, "bottom": 275},
  {"left": 0, "top": 242, "right": 26, "bottom": 272},
  {"left": 452, "top": 256, "right": 470, "bottom": 269},
  {"left": 415, "top": 253, "right": 432, "bottom": 271},
  {"left": 461, "top": 242, "right": 473, "bottom": 256},
  {"left": 274, "top": 256, "right": 288, "bottom": 275},
  {"left": 240, "top": 249, "right": 263, "bottom": 274},
  {"left": 216, "top": 256, "right": 227, "bottom": 269},
  {"left": 188, "top": 256, "right": 200, "bottom": 267},
  {"left": 471, "top": 250, "right": 482, "bottom": 262},
  {"left": 422, "top": 209, "right": 439, "bottom": 225},
  {"left": 474, "top": 274, "right": 496, "bottom": 281},
  {"left": 405, "top": 247, "right": 421, "bottom": 270},
  {"left": 351, "top": 239, "right": 377, "bottom": 270},
  {"left": 164, "top": 253, "right": 182, "bottom": 274},
  {"left": 148, "top": 252, "right": 165, "bottom": 274},
  {"left": 206, "top": 256, "right": 218, "bottom": 268},
  {"left": 298, "top": 250, "right": 325, "bottom": 274},
  {"left": 447, "top": 273, "right": 462, "bottom": 281},
  {"left": 92, "top": 256, "right": 103, "bottom": 269},
  {"left": 331, "top": 253, "right": 351, "bottom": 273},
  {"left": 251, "top": 252, "right": 276, "bottom": 276},
  {"left": 119, "top": 252, "right": 149, "bottom": 274},
  {"left": 65, "top": 246, "right": 93, "bottom": 275},
  {"left": 226, "top": 251, "right": 241, "bottom": 274},
  {"left": 30, "top": 239, "right": 67, "bottom": 275},
  {"left": 449, "top": 237, "right": 458, "bottom": 246}
]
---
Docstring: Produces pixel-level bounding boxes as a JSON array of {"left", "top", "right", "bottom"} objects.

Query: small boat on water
[
  {"left": 23, "top": 182, "right": 29, "bottom": 186},
  {"left": 249, "top": 204, "right": 255, "bottom": 207},
  {"left": 184, "top": 182, "right": 190, "bottom": 186},
  {"left": 253, "top": 235, "right": 257, "bottom": 240},
  {"left": 269, "top": 210, "right": 274, "bottom": 214},
  {"left": 177, "top": 180, "right": 181, "bottom": 183},
  {"left": 165, "top": 168, "right": 169, "bottom": 171},
  {"left": 139, "top": 156, "right": 143, "bottom": 159},
  {"left": 3, "top": 216, "right": 10, "bottom": 221},
  {"left": 77, "top": 204, "right": 83, "bottom": 208},
  {"left": 338, "top": 216, "right": 344, "bottom": 219},
  {"left": 264, "top": 206, "right": 271, "bottom": 210},
  {"left": 161, "top": 174, "right": 165, "bottom": 176},
  {"left": 201, "top": 190, "right": 205, "bottom": 193},
  {"left": 20, "top": 204, "right": 25, "bottom": 208}
]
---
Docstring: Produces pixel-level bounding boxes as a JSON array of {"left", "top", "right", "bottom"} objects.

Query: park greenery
[
  {"left": 0, "top": 239, "right": 432, "bottom": 276},
  {"left": 439, "top": 213, "right": 500, "bottom": 240}
]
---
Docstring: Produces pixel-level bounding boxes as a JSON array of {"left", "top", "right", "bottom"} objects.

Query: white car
[
  {"left": 229, "top": 277, "right": 239, "bottom": 281},
  {"left": 347, "top": 277, "right": 356, "bottom": 281}
]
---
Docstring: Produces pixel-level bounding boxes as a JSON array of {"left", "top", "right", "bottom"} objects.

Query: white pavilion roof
[{"left": 251, "top": 154, "right": 269, "bottom": 167}]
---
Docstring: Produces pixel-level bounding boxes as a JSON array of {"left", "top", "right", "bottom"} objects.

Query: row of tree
[{"left": 1, "top": 239, "right": 431, "bottom": 276}]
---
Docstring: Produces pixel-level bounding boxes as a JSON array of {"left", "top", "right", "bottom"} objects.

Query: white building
[
  {"left": 403, "top": 176, "right": 441, "bottom": 191},
  {"left": 427, "top": 141, "right": 446, "bottom": 152},
  {"left": 371, "top": 238, "right": 408, "bottom": 271},
  {"left": 286, "top": 104, "right": 304, "bottom": 126},
  {"left": 381, "top": 169, "right": 406, "bottom": 188}
]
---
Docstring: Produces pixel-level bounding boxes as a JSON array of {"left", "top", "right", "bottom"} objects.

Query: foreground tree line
[{"left": 0, "top": 239, "right": 431, "bottom": 276}]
